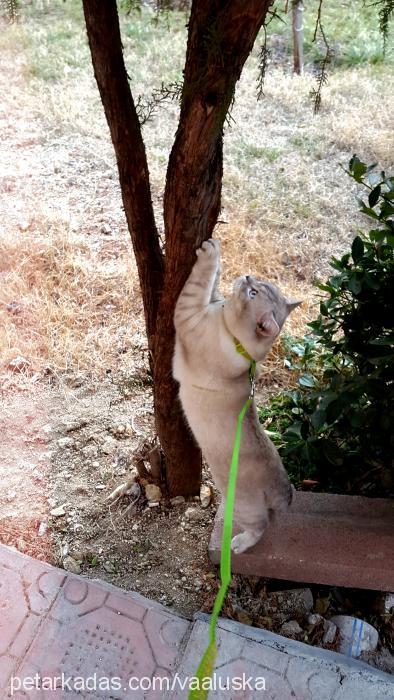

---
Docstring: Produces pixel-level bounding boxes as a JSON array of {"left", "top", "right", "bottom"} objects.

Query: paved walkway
[{"left": 1, "top": 544, "right": 393, "bottom": 699}]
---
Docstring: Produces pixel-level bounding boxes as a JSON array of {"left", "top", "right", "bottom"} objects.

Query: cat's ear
[{"left": 286, "top": 299, "right": 302, "bottom": 314}]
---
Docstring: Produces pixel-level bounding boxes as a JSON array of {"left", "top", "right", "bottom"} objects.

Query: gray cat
[{"left": 173, "top": 238, "right": 301, "bottom": 553}]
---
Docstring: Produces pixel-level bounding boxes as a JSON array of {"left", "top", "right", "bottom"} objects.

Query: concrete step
[
  {"left": 171, "top": 613, "right": 394, "bottom": 699},
  {"left": 209, "top": 492, "right": 394, "bottom": 590}
]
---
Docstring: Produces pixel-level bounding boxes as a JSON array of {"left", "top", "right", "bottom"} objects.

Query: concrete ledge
[
  {"left": 209, "top": 492, "right": 394, "bottom": 590},
  {"left": 170, "top": 614, "right": 393, "bottom": 699}
]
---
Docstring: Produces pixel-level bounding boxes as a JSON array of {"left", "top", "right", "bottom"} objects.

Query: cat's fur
[{"left": 173, "top": 239, "right": 300, "bottom": 553}]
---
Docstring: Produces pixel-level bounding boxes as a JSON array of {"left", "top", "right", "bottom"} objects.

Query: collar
[
  {"left": 233, "top": 336, "right": 254, "bottom": 362},
  {"left": 233, "top": 337, "right": 256, "bottom": 398}
]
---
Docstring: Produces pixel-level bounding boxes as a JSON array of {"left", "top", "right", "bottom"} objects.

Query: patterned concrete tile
[
  {"left": 0, "top": 545, "right": 190, "bottom": 699},
  {"left": 171, "top": 616, "right": 394, "bottom": 699}
]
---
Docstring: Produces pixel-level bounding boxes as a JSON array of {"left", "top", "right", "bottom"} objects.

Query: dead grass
[
  {"left": 0, "top": 2, "right": 393, "bottom": 384},
  {"left": 0, "top": 223, "right": 141, "bottom": 376}
]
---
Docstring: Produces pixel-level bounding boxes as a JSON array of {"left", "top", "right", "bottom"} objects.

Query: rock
[
  {"left": 307, "top": 613, "right": 323, "bottom": 627},
  {"left": 16, "top": 538, "right": 27, "bottom": 552},
  {"left": 330, "top": 615, "right": 379, "bottom": 657},
  {"left": 148, "top": 501, "right": 160, "bottom": 508},
  {"left": 63, "top": 556, "right": 81, "bottom": 574},
  {"left": 50, "top": 504, "right": 66, "bottom": 517},
  {"left": 170, "top": 496, "right": 185, "bottom": 506},
  {"left": 382, "top": 592, "right": 394, "bottom": 614},
  {"left": 280, "top": 620, "right": 303, "bottom": 638},
  {"left": 184, "top": 507, "right": 203, "bottom": 523},
  {"left": 7, "top": 356, "right": 30, "bottom": 373},
  {"left": 101, "top": 437, "right": 117, "bottom": 455},
  {"left": 322, "top": 619, "right": 337, "bottom": 644},
  {"left": 38, "top": 521, "right": 48, "bottom": 536},
  {"left": 101, "top": 223, "right": 112, "bottom": 235},
  {"left": 63, "top": 418, "right": 87, "bottom": 432},
  {"left": 95, "top": 484, "right": 106, "bottom": 491},
  {"left": 233, "top": 606, "right": 252, "bottom": 626},
  {"left": 57, "top": 437, "right": 75, "bottom": 449},
  {"left": 200, "top": 484, "right": 212, "bottom": 508},
  {"left": 145, "top": 483, "right": 162, "bottom": 502}
]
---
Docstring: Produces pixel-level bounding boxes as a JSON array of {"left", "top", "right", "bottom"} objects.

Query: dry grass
[
  {"left": 0, "top": 223, "right": 142, "bottom": 376},
  {"left": 1, "top": 1, "right": 393, "bottom": 383}
]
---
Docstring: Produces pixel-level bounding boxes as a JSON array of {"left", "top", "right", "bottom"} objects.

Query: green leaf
[
  {"left": 299, "top": 374, "right": 317, "bottom": 388},
  {"left": 350, "top": 156, "right": 367, "bottom": 182},
  {"left": 310, "top": 409, "right": 326, "bottom": 429},
  {"left": 285, "top": 421, "right": 304, "bottom": 438},
  {"left": 348, "top": 274, "right": 362, "bottom": 294},
  {"left": 380, "top": 201, "right": 394, "bottom": 219},
  {"left": 351, "top": 236, "right": 364, "bottom": 262},
  {"left": 368, "top": 185, "right": 381, "bottom": 208},
  {"left": 369, "top": 229, "right": 386, "bottom": 243}
]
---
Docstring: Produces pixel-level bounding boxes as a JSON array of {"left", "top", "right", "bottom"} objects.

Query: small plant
[{"left": 260, "top": 157, "right": 394, "bottom": 496}]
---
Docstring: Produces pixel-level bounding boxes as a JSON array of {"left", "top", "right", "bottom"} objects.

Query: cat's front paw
[
  {"left": 231, "top": 530, "right": 262, "bottom": 554},
  {"left": 196, "top": 238, "right": 220, "bottom": 268}
]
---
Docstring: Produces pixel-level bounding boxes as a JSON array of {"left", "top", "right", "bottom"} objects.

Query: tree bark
[
  {"left": 82, "top": 0, "right": 164, "bottom": 348},
  {"left": 82, "top": 0, "right": 272, "bottom": 496}
]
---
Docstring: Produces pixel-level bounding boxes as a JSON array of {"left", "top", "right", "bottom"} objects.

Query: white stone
[
  {"left": 101, "top": 437, "right": 117, "bottom": 455},
  {"left": 383, "top": 592, "right": 394, "bottom": 614},
  {"left": 170, "top": 496, "right": 185, "bottom": 506},
  {"left": 145, "top": 483, "right": 162, "bottom": 502},
  {"left": 200, "top": 484, "right": 212, "bottom": 508},
  {"left": 57, "top": 437, "right": 74, "bottom": 449},
  {"left": 322, "top": 619, "right": 337, "bottom": 644},
  {"left": 184, "top": 507, "right": 203, "bottom": 522},
  {"left": 50, "top": 504, "right": 66, "bottom": 517},
  {"left": 330, "top": 615, "right": 378, "bottom": 657},
  {"left": 63, "top": 556, "right": 81, "bottom": 574},
  {"left": 307, "top": 613, "right": 323, "bottom": 626},
  {"left": 280, "top": 620, "right": 303, "bottom": 637}
]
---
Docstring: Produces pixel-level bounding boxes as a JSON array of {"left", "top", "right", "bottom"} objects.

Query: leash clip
[{"left": 248, "top": 360, "right": 257, "bottom": 399}]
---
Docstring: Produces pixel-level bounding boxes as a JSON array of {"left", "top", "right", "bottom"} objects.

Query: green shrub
[{"left": 260, "top": 156, "right": 394, "bottom": 496}]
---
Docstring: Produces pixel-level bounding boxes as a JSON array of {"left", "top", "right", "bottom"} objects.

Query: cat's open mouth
[{"left": 256, "top": 317, "right": 280, "bottom": 338}]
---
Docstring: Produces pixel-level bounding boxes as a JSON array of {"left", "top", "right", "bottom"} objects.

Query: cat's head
[{"left": 223, "top": 275, "right": 301, "bottom": 361}]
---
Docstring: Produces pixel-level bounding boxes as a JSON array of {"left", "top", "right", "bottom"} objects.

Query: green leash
[{"left": 188, "top": 340, "right": 256, "bottom": 700}]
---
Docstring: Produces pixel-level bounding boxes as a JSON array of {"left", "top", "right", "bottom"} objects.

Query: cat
[{"left": 173, "top": 238, "right": 301, "bottom": 553}]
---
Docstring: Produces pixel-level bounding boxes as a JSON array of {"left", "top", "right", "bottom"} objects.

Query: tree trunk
[
  {"left": 155, "top": 0, "right": 271, "bottom": 494},
  {"left": 82, "top": 0, "right": 164, "bottom": 349},
  {"left": 82, "top": 0, "right": 272, "bottom": 496},
  {"left": 292, "top": 0, "right": 304, "bottom": 75}
]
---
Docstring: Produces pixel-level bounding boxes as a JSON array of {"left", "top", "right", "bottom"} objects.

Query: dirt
[
  {"left": 1, "top": 374, "right": 393, "bottom": 673},
  {"left": 0, "top": 371, "right": 218, "bottom": 618}
]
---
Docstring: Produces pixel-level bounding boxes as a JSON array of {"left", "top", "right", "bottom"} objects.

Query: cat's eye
[{"left": 248, "top": 288, "right": 258, "bottom": 299}]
